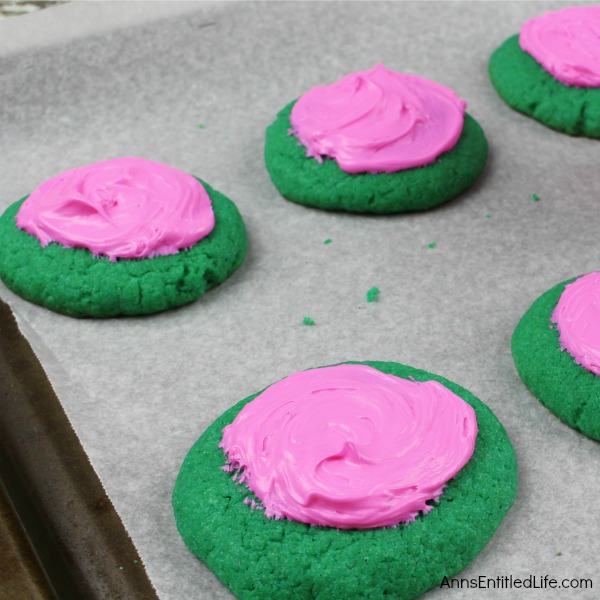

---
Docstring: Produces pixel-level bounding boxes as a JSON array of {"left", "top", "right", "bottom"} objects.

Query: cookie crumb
[
  {"left": 324, "top": 238, "right": 332, "bottom": 245},
  {"left": 531, "top": 193, "right": 540, "bottom": 202},
  {"left": 485, "top": 213, "right": 491, "bottom": 219},
  {"left": 427, "top": 242, "right": 437, "bottom": 249},
  {"left": 556, "top": 551, "right": 562, "bottom": 557},
  {"left": 133, "top": 560, "right": 139, "bottom": 565},
  {"left": 366, "top": 287, "right": 380, "bottom": 303},
  {"left": 119, "top": 566, "right": 124, "bottom": 571},
  {"left": 302, "top": 317, "right": 315, "bottom": 326},
  {"left": 197, "top": 123, "right": 206, "bottom": 129}
]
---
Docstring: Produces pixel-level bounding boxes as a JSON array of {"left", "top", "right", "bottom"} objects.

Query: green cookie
[
  {"left": 512, "top": 276, "right": 600, "bottom": 440},
  {"left": 0, "top": 180, "right": 247, "bottom": 318},
  {"left": 489, "top": 34, "right": 600, "bottom": 137},
  {"left": 173, "top": 360, "right": 517, "bottom": 600},
  {"left": 264, "top": 102, "right": 488, "bottom": 214}
]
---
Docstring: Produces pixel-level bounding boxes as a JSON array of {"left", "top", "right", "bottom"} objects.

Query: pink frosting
[
  {"left": 520, "top": 6, "right": 600, "bottom": 87},
  {"left": 220, "top": 364, "right": 477, "bottom": 529},
  {"left": 16, "top": 157, "right": 215, "bottom": 261},
  {"left": 289, "top": 64, "right": 466, "bottom": 174},
  {"left": 551, "top": 272, "right": 600, "bottom": 376}
]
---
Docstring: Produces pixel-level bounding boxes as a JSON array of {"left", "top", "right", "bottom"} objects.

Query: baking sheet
[
  {"left": 1, "top": 1, "right": 599, "bottom": 598},
  {"left": 0, "top": 297, "right": 158, "bottom": 599}
]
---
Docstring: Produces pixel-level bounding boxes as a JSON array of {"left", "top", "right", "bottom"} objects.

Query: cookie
[
  {"left": 0, "top": 158, "right": 247, "bottom": 317},
  {"left": 489, "top": 7, "right": 600, "bottom": 137},
  {"left": 173, "top": 361, "right": 517, "bottom": 600},
  {"left": 512, "top": 273, "right": 600, "bottom": 440},
  {"left": 264, "top": 65, "right": 488, "bottom": 213}
]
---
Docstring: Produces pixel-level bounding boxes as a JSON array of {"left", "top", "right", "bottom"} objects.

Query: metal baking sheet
[
  {"left": 1, "top": 2, "right": 599, "bottom": 598},
  {"left": 0, "top": 297, "right": 157, "bottom": 599}
]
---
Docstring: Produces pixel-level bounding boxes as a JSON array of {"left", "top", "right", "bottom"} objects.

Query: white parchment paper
[{"left": 1, "top": 2, "right": 599, "bottom": 598}]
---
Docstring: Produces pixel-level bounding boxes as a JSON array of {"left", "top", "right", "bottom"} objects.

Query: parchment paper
[{"left": 1, "top": 2, "right": 599, "bottom": 598}]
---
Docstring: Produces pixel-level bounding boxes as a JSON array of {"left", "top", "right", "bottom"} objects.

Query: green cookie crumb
[
  {"left": 302, "top": 317, "right": 315, "bottom": 326},
  {"left": 197, "top": 123, "right": 206, "bottom": 129},
  {"left": 133, "top": 560, "right": 139, "bottom": 564},
  {"left": 532, "top": 193, "right": 540, "bottom": 202},
  {"left": 556, "top": 552, "right": 562, "bottom": 557},
  {"left": 324, "top": 238, "right": 332, "bottom": 245},
  {"left": 427, "top": 242, "right": 437, "bottom": 249},
  {"left": 366, "top": 287, "right": 380, "bottom": 303},
  {"left": 485, "top": 213, "right": 491, "bottom": 219}
]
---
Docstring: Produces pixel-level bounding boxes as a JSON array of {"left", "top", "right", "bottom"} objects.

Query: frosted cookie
[
  {"left": 0, "top": 157, "right": 247, "bottom": 317},
  {"left": 489, "top": 6, "right": 600, "bottom": 136},
  {"left": 264, "top": 64, "right": 488, "bottom": 213},
  {"left": 513, "top": 272, "right": 600, "bottom": 440},
  {"left": 173, "top": 361, "right": 517, "bottom": 600}
]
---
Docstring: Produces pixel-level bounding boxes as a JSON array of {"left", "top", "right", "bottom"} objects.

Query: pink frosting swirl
[
  {"left": 220, "top": 364, "right": 477, "bottom": 529},
  {"left": 16, "top": 157, "right": 215, "bottom": 261},
  {"left": 289, "top": 64, "right": 466, "bottom": 174},
  {"left": 552, "top": 272, "right": 600, "bottom": 376},
  {"left": 520, "top": 6, "right": 600, "bottom": 87}
]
